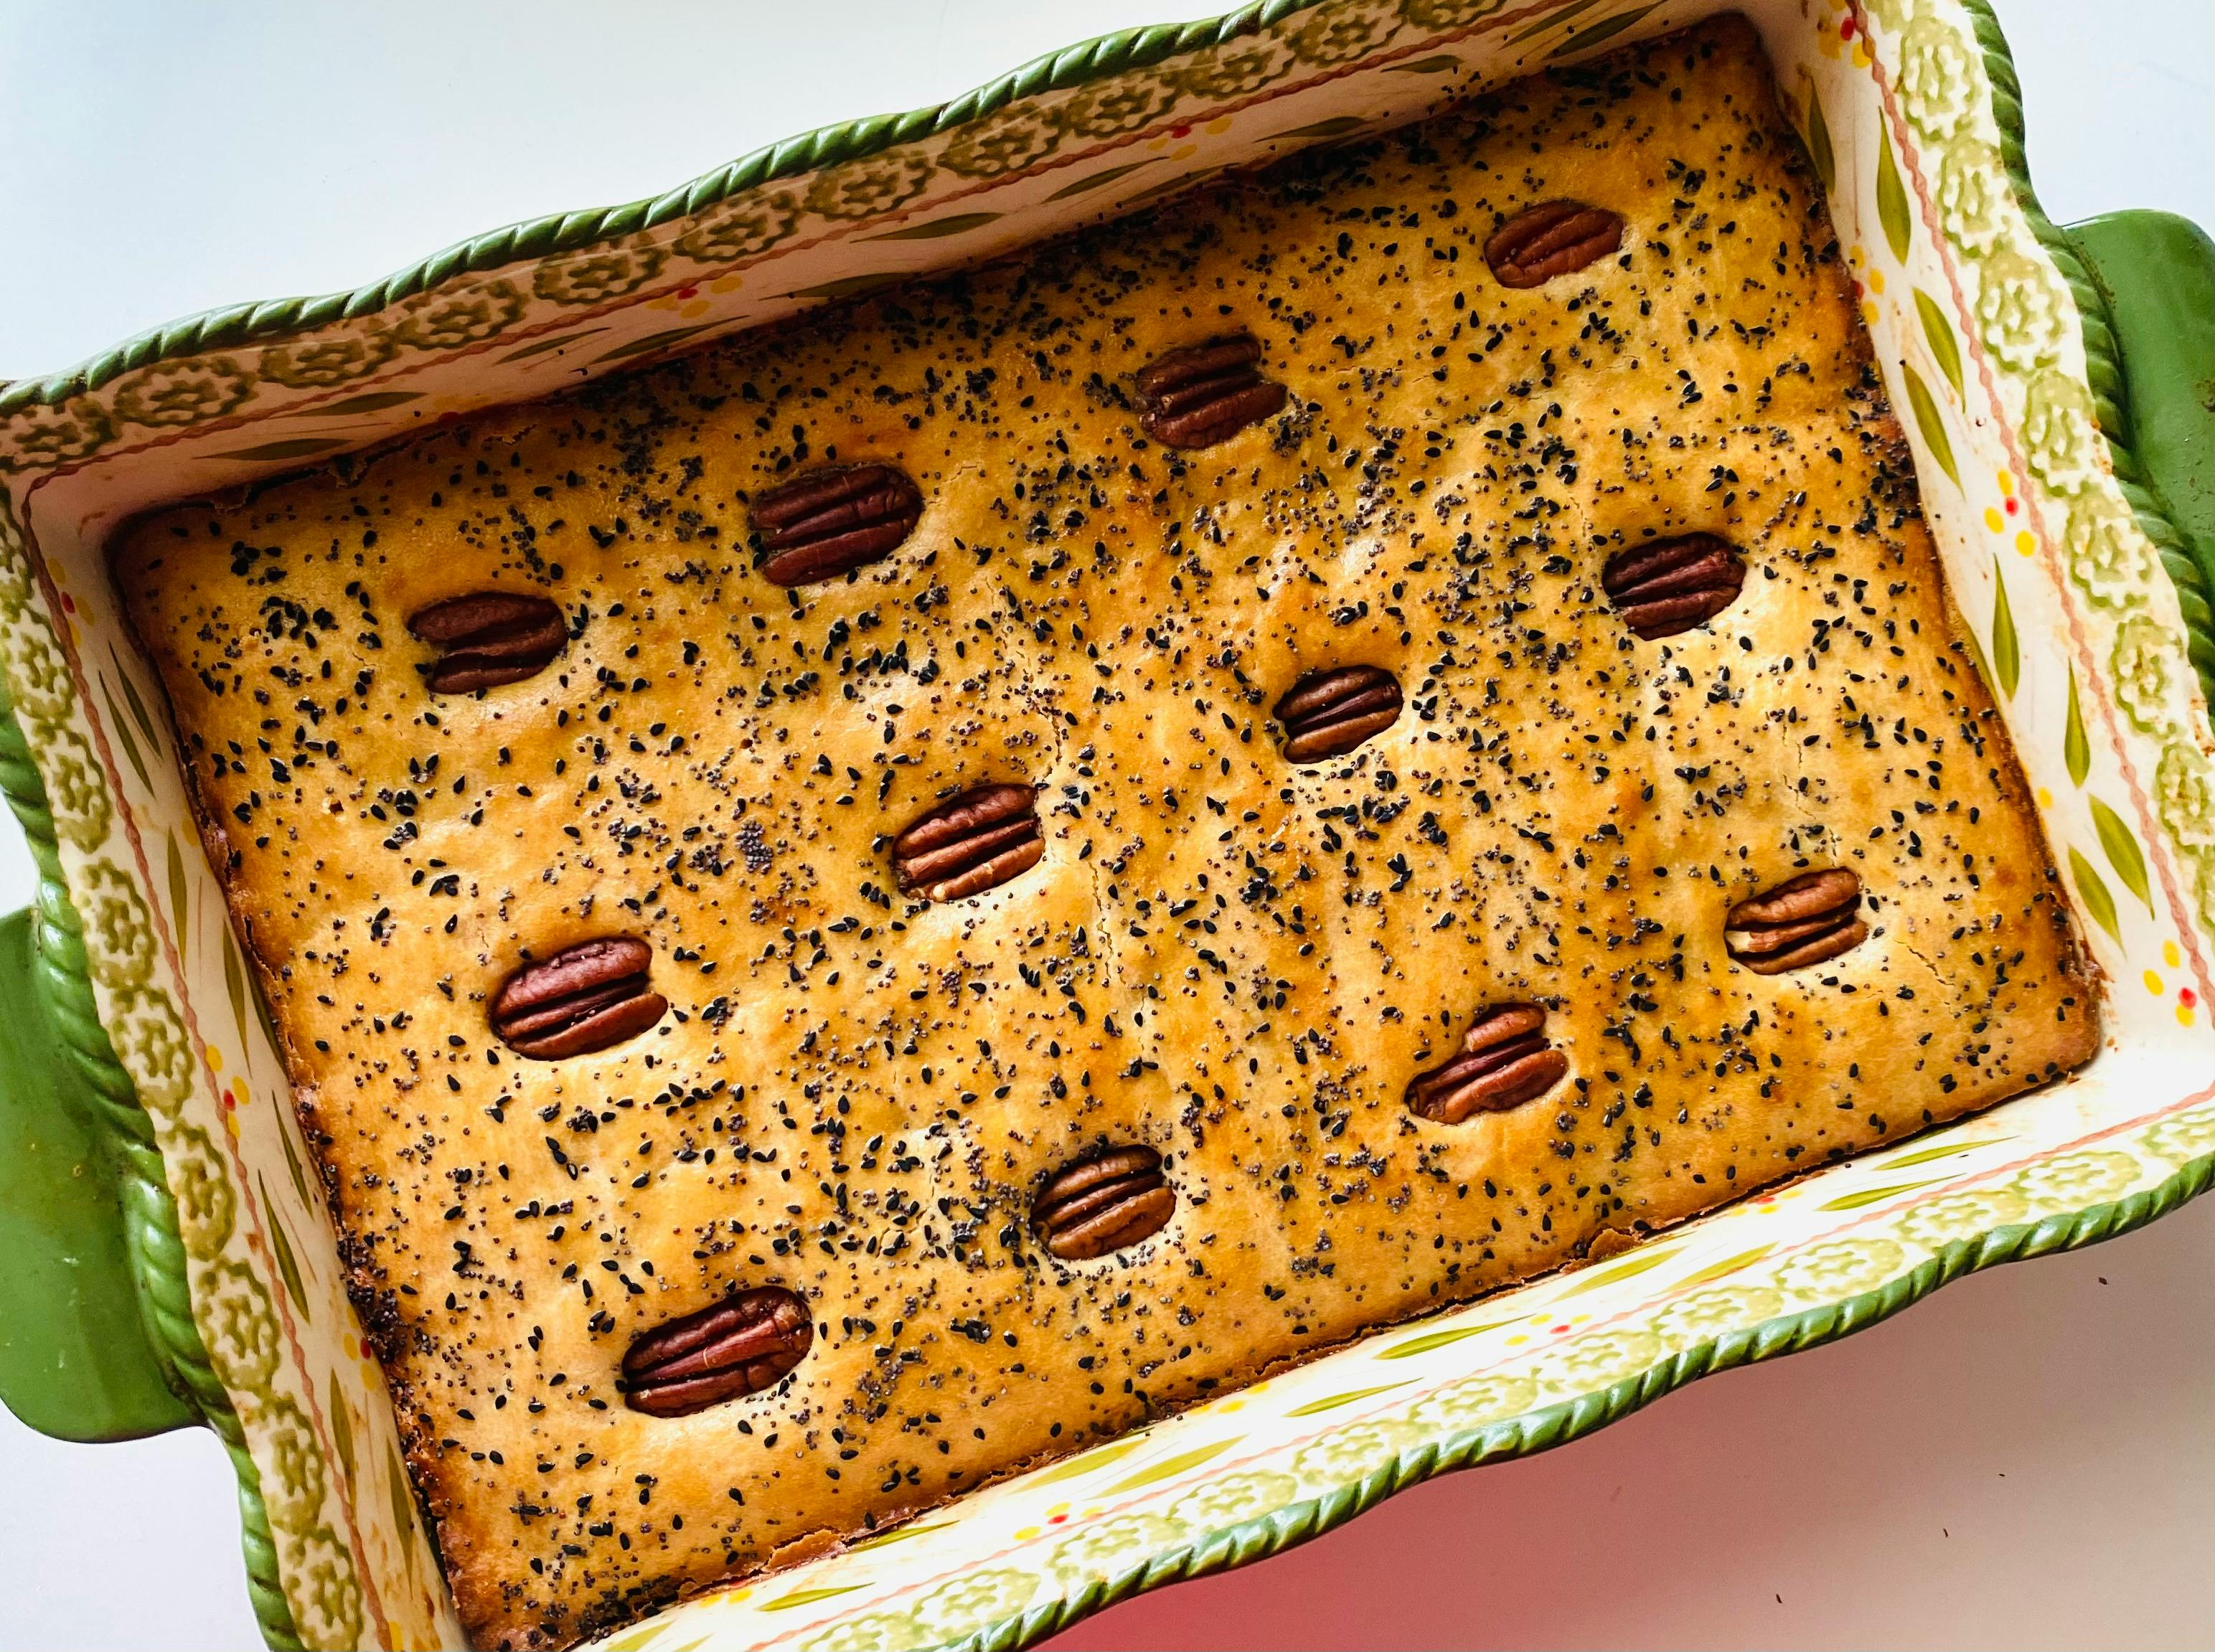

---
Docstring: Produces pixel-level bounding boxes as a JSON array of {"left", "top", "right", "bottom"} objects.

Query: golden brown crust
[{"left": 113, "top": 19, "right": 2096, "bottom": 1646}]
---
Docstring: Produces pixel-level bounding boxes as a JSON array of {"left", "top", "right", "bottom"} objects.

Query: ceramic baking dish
[{"left": 0, "top": 1, "right": 2208, "bottom": 1646}]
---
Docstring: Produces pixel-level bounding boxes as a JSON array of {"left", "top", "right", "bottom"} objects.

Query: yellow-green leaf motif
[
  {"left": 1510, "top": 0, "right": 1608, "bottom": 45},
  {"left": 2064, "top": 668, "right": 2091, "bottom": 786},
  {"left": 499, "top": 328, "right": 609, "bottom": 364},
  {"left": 328, "top": 1369, "right": 357, "bottom": 1493},
  {"left": 1377, "top": 1319, "right": 1518, "bottom": 1360},
  {"left": 277, "top": 1108, "right": 313, "bottom": 1207},
  {"left": 594, "top": 323, "right": 718, "bottom": 363},
  {"left": 1126, "top": 169, "right": 1216, "bottom": 205},
  {"left": 1270, "top": 116, "right": 1369, "bottom": 141},
  {"left": 1878, "top": 1134, "right": 2005, "bottom": 1170},
  {"left": 107, "top": 646, "right": 162, "bottom": 752},
  {"left": 1989, "top": 554, "right": 2021, "bottom": 698},
  {"left": 1960, "top": 617, "right": 1996, "bottom": 695},
  {"left": 1914, "top": 288, "right": 1964, "bottom": 399},
  {"left": 164, "top": 831, "right": 189, "bottom": 945},
  {"left": 248, "top": 971, "right": 286, "bottom": 1069},
  {"left": 260, "top": 1174, "right": 311, "bottom": 1316},
  {"left": 286, "top": 390, "right": 423, "bottom": 416},
  {"left": 1105, "top": 1436, "right": 1241, "bottom": 1493},
  {"left": 1901, "top": 362, "right": 1960, "bottom": 486},
  {"left": 763, "top": 1586, "right": 865, "bottom": 1613},
  {"left": 1802, "top": 76, "right": 1837, "bottom": 195},
  {"left": 848, "top": 1520, "right": 954, "bottom": 1552},
  {"left": 2089, "top": 796, "right": 2153, "bottom": 912},
  {"left": 1818, "top": 1177, "right": 1945, "bottom": 1212},
  {"left": 865, "top": 212, "right": 1003, "bottom": 242},
  {"left": 2069, "top": 846, "right": 2121, "bottom": 942},
  {"left": 223, "top": 930, "right": 253, "bottom": 1058},
  {"left": 1048, "top": 160, "right": 1154, "bottom": 201},
  {"left": 387, "top": 1448, "right": 420, "bottom": 1580},
  {"left": 1675, "top": 1244, "right": 1774, "bottom": 1289},
  {"left": 1561, "top": 1244, "right": 1681, "bottom": 1295},
  {"left": 220, "top": 437, "right": 351, "bottom": 463},
  {"left": 1285, "top": 1382, "right": 1409, "bottom": 1418},
  {"left": 98, "top": 680, "right": 152, "bottom": 791},
  {"left": 1032, "top": 1437, "right": 1143, "bottom": 1485},
  {"left": 1548, "top": 4, "right": 1662, "bottom": 59},
  {"left": 786, "top": 273, "right": 903, "bottom": 303},
  {"left": 1877, "top": 127, "right": 1912, "bottom": 261}
]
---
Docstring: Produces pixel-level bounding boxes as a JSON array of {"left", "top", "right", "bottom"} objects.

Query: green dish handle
[
  {"left": 0, "top": 903, "right": 195, "bottom": 1440},
  {"left": 2062, "top": 208, "right": 2215, "bottom": 717}
]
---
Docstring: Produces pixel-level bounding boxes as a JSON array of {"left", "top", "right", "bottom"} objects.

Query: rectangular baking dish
[{"left": 0, "top": 1, "right": 2208, "bottom": 1648}]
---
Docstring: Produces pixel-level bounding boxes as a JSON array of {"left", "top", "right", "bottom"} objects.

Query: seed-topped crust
[{"left": 111, "top": 20, "right": 2094, "bottom": 1648}]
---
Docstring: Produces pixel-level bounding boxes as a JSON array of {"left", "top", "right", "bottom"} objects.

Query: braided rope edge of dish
[
  {"left": 0, "top": 682, "right": 305, "bottom": 1651},
  {"left": 0, "top": 0, "right": 1326, "bottom": 415},
  {"left": 937, "top": 1149, "right": 2215, "bottom": 1652},
  {"left": 2, "top": 0, "right": 2201, "bottom": 704},
  {"left": 1964, "top": 0, "right": 2215, "bottom": 715}
]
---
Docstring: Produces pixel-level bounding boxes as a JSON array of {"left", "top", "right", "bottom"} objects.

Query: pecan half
[
  {"left": 1135, "top": 333, "right": 1288, "bottom": 449},
  {"left": 622, "top": 1286, "right": 812, "bottom": 1417},
  {"left": 1725, "top": 869, "right": 1868, "bottom": 975},
  {"left": 892, "top": 783, "right": 1043, "bottom": 902},
  {"left": 753, "top": 464, "right": 923, "bottom": 587},
  {"left": 1602, "top": 534, "right": 1749, "bottom": 640},
  {"left": 1033, "top": 1146, "right": 1175, "bottom": 1260},
  {"left": 1406, "top": 1003, "right": 1569, "bottom": 1124},
  {"left": 1483, "top": 200, "right": 1626, "bottom": 288},
  {"left": 406, "top": 592, "right": 568, "bottom": 693},
  {"left": 491, "top": 935, "right": 668, "bottom": 1059},
  {"left": 1274, "top": 665, "right": 1403, "bottom": 763}
]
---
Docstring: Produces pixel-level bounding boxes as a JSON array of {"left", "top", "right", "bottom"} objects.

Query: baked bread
[{"left": 115, "top": 18, "right": 2097, "bottom": 1646}]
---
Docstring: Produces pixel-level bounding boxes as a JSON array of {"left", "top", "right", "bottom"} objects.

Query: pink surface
[{"left": 1048, "top": 1197, "right": 2214, "bottom": 1651}]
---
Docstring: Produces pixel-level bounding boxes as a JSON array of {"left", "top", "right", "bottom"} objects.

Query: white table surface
[{"left": 0, "top": 4, "right": 2208, "bottom": 1648}]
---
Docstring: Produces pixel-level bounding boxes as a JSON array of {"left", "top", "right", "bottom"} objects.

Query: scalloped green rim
[
  {"left": 0, "top": 0, "right": 1334, "bottom": 416},
  {"left": 1969, "top": 4, "right": 2215, "bottom": 722},
  {"left": 0, "top": 4, "right": 2204, "bottom": 1650},
  {"left": 0, "top": 679, "right": 303, "bottom": 1648},
  {"left": 943, "top": 1150, "right": 2215, "bottom": 1652}
]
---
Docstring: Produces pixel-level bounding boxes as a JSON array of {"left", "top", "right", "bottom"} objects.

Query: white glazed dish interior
[{"left": 0, "top": 1, "right": 2208, "bottom": 1647}]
